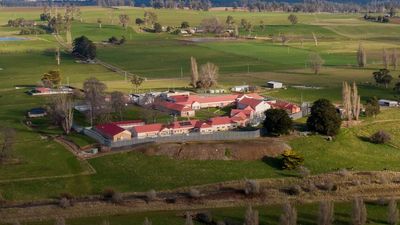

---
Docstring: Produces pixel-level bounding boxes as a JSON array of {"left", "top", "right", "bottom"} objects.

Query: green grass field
[{"left": 0, "top": 7, "right": 400, "bottom": 205}]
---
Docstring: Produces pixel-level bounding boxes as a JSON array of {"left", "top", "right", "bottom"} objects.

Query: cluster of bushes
[
  {"left": 19, "top": 27, "right": 45, "bottom": 35},
  {"left": 364, "top": 14, "right": 390, "bottom": 23},
  {"left": 107, "top": 36, "right": 126, "bottom": 45},
  {"left": 7, "top": 18, "right": 35, "bottom": 27}
]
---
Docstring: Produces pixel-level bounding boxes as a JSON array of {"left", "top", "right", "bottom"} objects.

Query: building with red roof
[
  {"left": 112, "top": 120, "right": 145, "bottom": 129},
  {"left": 95, "top": 123, "right": 132, "bottom": 142},
  {"left": 237, "top": 97, "right": 271, "bottom": 114},
  {"left": 154, "top": 101, "right": 195, "bottom": 117},
  {"left": 269, "top": 101, "right": 301, "bottom": 114},
  {"left": 131, "top": 123, "right": 165, "bottom": 139},
  {"left": 169, "top": 94, "right": 239, "bottom": 110}
]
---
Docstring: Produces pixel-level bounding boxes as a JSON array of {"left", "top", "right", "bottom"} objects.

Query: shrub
[
  {"left": 370, "top": 130, "right": 391, "bottom": 144},
  {"left": 196, "top": 212, "right": 213, "bottom": 224},
  {"left": 281, "top": 150, "right": 304, "bottom": 170},
  {"left": 59, "top": 197, "right": 71, "bottom": 208},
  {"left": 146, "top": 189, "right": 157, "bottom": 202},
  {"left": 103, "top": 188, "right": 115, "bottom": 199},
  {"left": 189, "top": 188, "right": 201, "bottom": 199},
  {"left": 317, "top": 180, "right": 337, "bottom": 191},
  {"left": 244, "top": 179, "right": 260, "bottom": 196},
  {"left": 284, "top": 185, "right": 301, "bottom": 195}
]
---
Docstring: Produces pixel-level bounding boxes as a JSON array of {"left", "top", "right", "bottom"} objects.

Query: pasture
[{"left": 0, "top": 6, "right": 400, "bottom": 203}]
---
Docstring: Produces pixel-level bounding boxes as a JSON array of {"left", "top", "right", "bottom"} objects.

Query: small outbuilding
[
  {"left": 379, "top": 99, "right": 398, "bottom": 107},
  {"left": 27, "top": 108, "right": 47, "bottom": 118},
  {"left": 231, "top": 85, "right": 250, "bottom": 92},
  {"left": 267, "top": 81, "right": 283, "bottom": 89},
  {"left": 95, "top": 123, "right": 132, "bottom": 142}
]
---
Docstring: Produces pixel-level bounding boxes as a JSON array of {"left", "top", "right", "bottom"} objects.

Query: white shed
[
  {"left": 267, "top": 81, "right": 283, "bottom": 89},
  {"left": 378, "top": 99, "right": 398, "bottom": 107},
  {"left": 231, "top": 85, "right": 250, "bottom": 92}
]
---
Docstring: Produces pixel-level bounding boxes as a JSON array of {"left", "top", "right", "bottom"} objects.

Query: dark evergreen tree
[
  {"left": 307, "top": 99, "right": 341, "bottom": 136},
  {"left": 263, "top": 109, "right": 293, "bottom": 135},
  {"left": 72, "top": 36, "right": 97, "bottom": 60}
]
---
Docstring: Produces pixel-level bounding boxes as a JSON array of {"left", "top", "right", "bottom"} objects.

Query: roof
[
  {"left": 271, "top": 101, "right": 300, "bottom": 110},
  {"left": 231, "top": 112, "right": 248, "bottom": 122},
  {"left": 233, "top": 85, "right": 249, "bottom": 88},
  {"left": 231, "top": 109, "right": 253, "bottom": 117},
  {"left": 267, "top": 81, "right": 283, "bottom": 85},
  {"left": 170, "top": 94, "right": 239, "bottom": 106},
  {"left": 95, "top": 123, "right": 128, "bottom": 137},
  {"left": 168, "top": 120, "right": 198, "bottom": 129},
  {"left": 132, "top": 124, "right": 163, "bottom": 134},
  {"left": 35, "top": 87, "right": 51, "bottom": 93},
  {"left": 29, "top": 108, "right": 46, "bottom": 114},
  {"left": 238, "top": 97, "right": 264, "bottom": 109},
  {"left": 195, "top": 121, "right": 211, "bottom": 129},
  {"left": 156, "top": 101, "right": 193, "bottom": 112},
  {"left": 237, "top": 93, "right": 264, "bottom": 100},
  {"left": 208, "top": 116, "right": 233, "bottom": 126},
  {"left": 112, "top": 120, "right": 144, "bottom": 126}
]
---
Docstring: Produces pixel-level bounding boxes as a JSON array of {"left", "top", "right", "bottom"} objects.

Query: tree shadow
[
  {"left": 262, "top": 156, "right": 282, "bottom": 170},
  {"left": 357, "top": 135, "right": 372, "bottom": 143}
]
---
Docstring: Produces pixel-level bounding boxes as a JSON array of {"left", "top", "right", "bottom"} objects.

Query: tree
[
  {"left": 342, "top": 81, "right": 361, "bottom": 121},
  {"left": 388, "top": 198, "right": 399, "bottom": 225},
  {"left": 240, "top": 18, "right": 252, "bottom": 32},
  {"left": 181, "top": 21, "right": 190, "bottom": 29},
  {"left": 279, "top": 202, "right": 297, "bottom": 225},
  {"left": 383, "top": 48, "right": 390, "bottom": 69},
  {"left": 185, "top": 212, "right": 194, "bottom": 225},
  {"left": 136, "top": 18, "right": 145, "bottom": 26},
  {"left": 143, "top": 217, "right": 152, "bottom": 225},
  {"left": 244, "top": 205, "right": 259, "bottom": 225},
  {"left": 201, "top": 17, "right": 225, "bottom": 34},
  {"left": 97, "top": 18, "right": 102, "bottom": 28},
  {"left": 263, "top": 109, "right": 293, "bottom": 135},
  {"left": 373, "top": 69, "right": 393, "bottom": 88},
  {"left": 370, "top": 130, "right": 391, "bottom": 144},
  {"left": 318, "top": 201, "right": 334, "bottom": 225},
  {"left": 225, "top": 15, "right": 235, "bottom": 27},
  {"left": 281, "top": 150, "right": 304, "bottom": 170},
  {"left": 153, "top": 22, "right": 162, "bottom": 33},
  {"left": 130, "top": 74, "right": 145, "bottom": 93},
  {"left": 83, "top": 77, "right": 107, "bottom": 126},
  {"left": 357, "top": 43, "right": 367, "bottom": 67},
  {"left": 197, "top": 62, "right": 219, "bottom": 89},
  {"left": 365, "top": 97, "right": 380, "bottom": 117},
  {"left": 288, "top": 14, "right": 298, "bottom": 25},
  {"left": 47, "top": 94, "right": 74, "bottom": 135},
  {"left": 72, "top": 36, "right": 96, "bottom": 60},
  {"left": 144, "top": 11, "right": 158, "bottom": 25},
  {"left": 352, "top": 197, "right": 367, "bottom": 225},
  {"left": 190, "top": 56, "right": 199, "bottom": 88},
  {"left": 42, "top": 70, "right": 62, "bottom": 88},
  {"left": 119, "top": 14, "right": 130, "bottom": 29},
  {"left": 0, "top": 127, "right": 16, "bottom": 164},
  {"left": 307, "top": 99, "right": 341, "bottom": 136},
  {"left": 309, "top": 52, "right": 324, "bottom": 75},
  {"left": 111, "top": 91, "right": 126, "bottom": 120},
  {"left": 391, "top": 49, "right": 398, "bottom": 70}
]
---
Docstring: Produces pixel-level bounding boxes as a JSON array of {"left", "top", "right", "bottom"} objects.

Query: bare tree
[
  {"left": 55, "top": 47, "right": 61, "bottom": 66},
  {"left": 383, "top": 48, "right": 390, "bottom": 69},
  {"left": 190, "top": 56, "right": 199, "bottom": 88},
  {"left": 318, "top": 201, "right": 334, "bottom": 225},
  {"left": 144, "top": 11, "right": 158, "bottom": 25},
  {"left": 0, "top": 127, "right": 16, "bottom": 164},
  {"left": 111, "top": 91, "right": 126, "bottom": 120},
  {"left": 352, "top": 197, "right": 367, "bottom": 225},
  {"left": 388, "top": 198, "right": 399, "bottom": 225},
  {"left": 309, "top": 52, "right": 325, "bottom": 75},
  {"left": 201, "top": 17, "right": 225, "bottom": 34},
  {"left": 351, "top": 82, "right": 361, "bottom": 121},
  {"left": 130, "top": 74, "right": 145, "bottom": 93},
  {"left": 342, "top": 81, "right": 352, "bottom": 120},
  {"left": 357, "top": 43, "right": 367, "bottom": 68},
  {"left": 143, "top": 217, "right": 152, "bottom": 225},
  {"left": 197, "top": 62, "right": 219, "bottom": 89},
  {"left": 119, "top": 14, "right": 130, "bottom": 29},
  {"left": 97, "top": 18, "right": 102, "bottom": 28},
  {"left": 54, "top": 217, "right": 66, "bottom": 225},
  {"left": 392, "top": 49, "right": 398, "bottom": 70},
  {"left": 312, "top": 32, "right": 318, "bottom": 47},
  {"left": 185, "top": 212, "right": 194, "bottom": 225},
  {"left": 47, "top": 94, "right": 74, "bottom": 134},
  {"left": 244, "top": 205, "right": 259, "bottom": 225},
  {"left": 83, "top": 77, "right": 107, "bottom": 126},
  {"left": 279, "top": 202, "right": 297, "bottom": 225}
]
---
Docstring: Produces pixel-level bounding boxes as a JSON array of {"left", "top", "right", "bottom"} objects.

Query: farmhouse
[
  {"left": 237, "top": 97, "right": 271, "bottom": 115},
  {"left": 267, "top": 81, "right": 283, "bottom": 89},
  {"left": 95, "top": 123, "right": 132, "bottom": 142},
  {"left": 169, "top": 94, "right": 239, "bottom": 110},
  {"left": 269, "top": 100, "right": 301, "bottom": 114}
]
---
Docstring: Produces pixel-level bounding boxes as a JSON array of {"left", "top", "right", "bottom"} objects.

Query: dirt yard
[{"left": 135, "top": 138, "right": 291, "bottom": 160}]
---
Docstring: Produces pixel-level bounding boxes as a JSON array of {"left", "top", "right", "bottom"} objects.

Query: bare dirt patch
[{"left": 135, "top": 139, "right": 291, "bottom": 160}]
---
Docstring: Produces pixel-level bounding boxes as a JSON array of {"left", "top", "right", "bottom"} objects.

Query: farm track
[{"left": 2, "top": 171, "right": 400, "bottom": 223}]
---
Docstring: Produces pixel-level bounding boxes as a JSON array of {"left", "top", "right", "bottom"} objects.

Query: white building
[
  {"left": 231, "top": 85, "right": 250, "bottom": 92},
  {"left": 267, "top": 81, "right": 283, "bottom": 89},
  {"left": 379, "top": 99, "right": 398, "bottom": 107}
]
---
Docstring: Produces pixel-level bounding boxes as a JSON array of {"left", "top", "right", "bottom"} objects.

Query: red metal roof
[
  {"left": 168, "top": 120, "right": 198, "bottom": 129},
  {"left": 132, "top": 124, "right": 163, "bottom": 134},
  {"left": 156, "top": 101, "right": 193, "bottom": 112},
  {"left": 95, "top": 123, "right": 127, "bottom": 138},
  {"left": 271, "top": 101, "right": 300, "bottom": 111},
  {"left": 208, "top": 116, "right": 233, "bottom": 126},
  {"left": 237, "top": 93, "right": 264, "bottom": 100},
  {"left": 170, "top": 94, "right": 239, "bottom": 106},
  {"left": 238, "top": 97, "right": 264, "bottom": 110}
]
